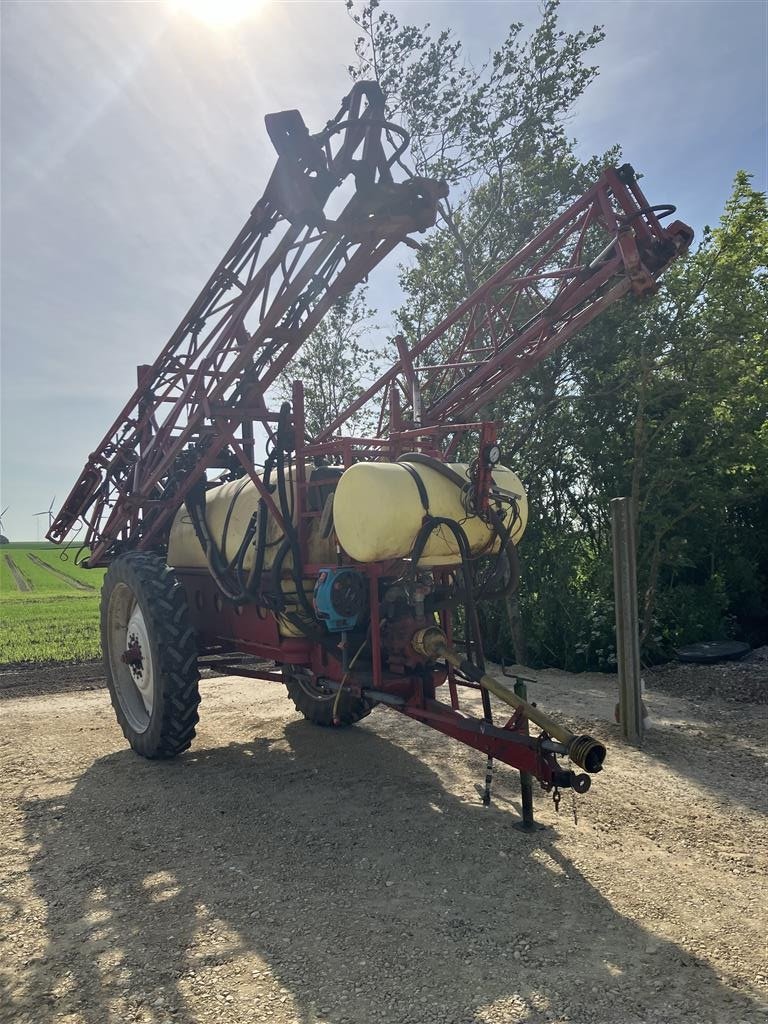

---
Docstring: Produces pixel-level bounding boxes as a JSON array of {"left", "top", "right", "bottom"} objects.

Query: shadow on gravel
[
  {"left": 641, "top": 719, "right": 768, "bottom": 818},
  {"left": 17, "top": 722, "right": 762, "bottom": 1024}
]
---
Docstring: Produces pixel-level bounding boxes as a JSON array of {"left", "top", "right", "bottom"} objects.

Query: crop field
[{"left": 0, "top": 544, "right": 105, "bottom": 664}]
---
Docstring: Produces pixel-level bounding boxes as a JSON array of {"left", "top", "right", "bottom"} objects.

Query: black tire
[
  {"left": 101, "top": 552, "right": 200, "bottom": 758},
  {"left": 283, "top": 665, "right": 373, "bottom": 727},
  {"left": 675, "top": 640, "right": 751, "bottom": 664}
]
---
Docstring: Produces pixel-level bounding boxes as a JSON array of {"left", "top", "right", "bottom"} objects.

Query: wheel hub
[
  {"left": 124, "top": 606, "right": 154, "bottom": 716},
  {"left": 121, "top": 634, "right": 144, "bottom": 676}
]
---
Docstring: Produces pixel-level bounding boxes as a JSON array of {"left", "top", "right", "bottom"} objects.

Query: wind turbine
[
  {"left": 34, "top": 497, "right": 55, "bottom": 541},
  {"left": 0, "top": 507, "right": 8, "bottom": 542}
]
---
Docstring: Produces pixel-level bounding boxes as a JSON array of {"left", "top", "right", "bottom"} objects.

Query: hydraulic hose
[
  {"left": 407, "top": 511, "right": 494, "bottom": 785},
  {"left": 243, "top": 492, "right": 270, "bottom": 594},
  {"left": 185, "top": 493, "right": 247, "bottom": 604},
  {"left": 221, "top": 477, "right": 252, "bottom": 569},
  {"left": 184, "top": 468, "right": 268, "bottom": 606},
  {"left": 241, "top": 454, "right": 276, "bottom": 596},
  {"left": 398, "top": 451, "right": 522, "bottom": 514},
  {"left": 398, "top": 451, "right": 520, "bottom": 599},
  {"left": 273, "top": 404, "right": 316, "bottom": 622},
  {"left": 481, "top": 505, "right": 520, "bottom": 600}
]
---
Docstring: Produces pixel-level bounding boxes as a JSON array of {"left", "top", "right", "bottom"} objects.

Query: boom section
[
  {"left": 48, "top": 83, "right": 446, "bottom": 564},
  {"left": 317, "top": 165, "right": 693, "bottom": 444}
]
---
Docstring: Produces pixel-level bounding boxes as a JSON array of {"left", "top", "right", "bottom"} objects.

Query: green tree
[
  {"left": 347, "top": 0, "right": 616, "bottom": 661},
  {"left": 348, "top": 0, "right": 607, "bottom": 306},
  {"left": 626, "top": 173, "right": 768, "bottom": 653},
  {"left": 493, "top": 173, "right": 768, "bottom": 667},
  {"left": 275, "top": 288, "right": 381, "bottom": 439}
]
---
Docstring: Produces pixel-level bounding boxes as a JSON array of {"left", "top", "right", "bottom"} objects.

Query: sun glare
[{"left": 170, "top": 0, "right": 266, "bottom": 29}]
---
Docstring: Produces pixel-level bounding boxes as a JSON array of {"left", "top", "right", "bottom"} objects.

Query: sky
[{"left": 1, "top": 0, "right": 766, "bottom": 542}]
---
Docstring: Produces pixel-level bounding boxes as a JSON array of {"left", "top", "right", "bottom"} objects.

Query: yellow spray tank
[
  {"left": 169, "top": 461, "right": 526, "bottom": 570},
  {"left": 167, "top": 460, "right": 527, "bottom": 635},
  {"left": 332, "top": 461, "right": 527, "bottom": 564},
  {"left": 167, "top": 471, "right": 336, "bottom": 638},
  {"left": 168, "top": 474, "right": 334, "bottom": 573}
]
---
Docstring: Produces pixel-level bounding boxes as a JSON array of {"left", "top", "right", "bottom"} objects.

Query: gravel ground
[
  {"left": 1, "top": 660, "right": 766, "bottom": 1024},
  {"left": 645, "top": 648, "right": 767, "bottom": 705}
]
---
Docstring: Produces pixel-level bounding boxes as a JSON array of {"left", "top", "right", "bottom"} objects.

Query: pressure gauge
[{"left": 485, "top": 443, "right": 501, "bottom": 467}]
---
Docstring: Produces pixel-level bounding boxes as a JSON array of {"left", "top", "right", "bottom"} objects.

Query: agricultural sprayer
[{"left": 49, "top": 83, "right": 692, "bottom": 823}]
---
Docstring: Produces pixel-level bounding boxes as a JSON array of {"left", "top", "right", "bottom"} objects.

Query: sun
[{"left": 170, "top": 0, "right": 266, "bottom": 29}]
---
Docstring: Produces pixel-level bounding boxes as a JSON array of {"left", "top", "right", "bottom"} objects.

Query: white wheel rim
[
  {"left": 126, "top": 605, "right": 154, "bottom": 715},
  {"left": 107, "top": 582, "right": 155, "bottom": 733}
]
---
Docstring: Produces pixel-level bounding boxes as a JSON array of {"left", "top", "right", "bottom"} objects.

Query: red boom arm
[
  {"left": 48, "top": 83, "right": 446, "bottom": 564},
  {"left": 317, "top": 164, "right": 693, "bottom": 446},
  {"left": 49, "top": 93, "right": 691, "bottom": 565}
]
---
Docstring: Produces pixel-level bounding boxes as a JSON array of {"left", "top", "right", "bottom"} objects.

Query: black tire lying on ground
[
  {"left": 283, "top": 664, "right": 372, "bottom": 727},
  {"left": 675, "top": 640, "right": 751, "bottom": 664},
  {"left": 101, "top": 552, "right": 200, "bottom": 758}
]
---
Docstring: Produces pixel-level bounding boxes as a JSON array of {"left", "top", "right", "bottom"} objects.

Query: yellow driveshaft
[{"left": 412, "top": 626, "right": 606, "bottom": 774}]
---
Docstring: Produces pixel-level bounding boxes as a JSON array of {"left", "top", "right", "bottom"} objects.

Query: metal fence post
[{"left": 611, "top": 497, "right": 644, "bottom": 745}]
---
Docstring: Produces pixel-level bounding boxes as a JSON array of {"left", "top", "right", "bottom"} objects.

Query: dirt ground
[{"left": 1, "top": 659, "right": 766, "bottom": 1024}]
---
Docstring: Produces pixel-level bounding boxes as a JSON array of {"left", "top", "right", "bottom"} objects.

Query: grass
[
  {"left": 0, "top": 555, "right": 20, "bottom": 594},
  {"left": 0, "top": 593, "right": 103, "bottom": 663},
  {"left": 3, "top": 541, "right": 65, "bottom": 548},
  {"left": 33, "top": 551, "right": 99, "bottom": 588},
  {"left": 0, "top": 544, "right": 105, "bottom": 664}
]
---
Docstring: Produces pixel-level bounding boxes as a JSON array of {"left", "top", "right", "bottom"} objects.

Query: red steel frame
[
  {"left": 48, "top": 82, "right": 447, "bottom": 567},
  {"left": 317, "top": 166, "right": 693, "bottom": 443},
  {"left": 48, "top": 85, "right": 693, "bottom": 794}
]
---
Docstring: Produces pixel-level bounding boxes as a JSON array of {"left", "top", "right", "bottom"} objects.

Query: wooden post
[{"left": 611, "top": 498, "right": 644, "bottom": 744}]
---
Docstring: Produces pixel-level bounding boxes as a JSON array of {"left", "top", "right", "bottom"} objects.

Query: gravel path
[{"left": 1, "top": 662, "right": 766, "bottom": 1024}]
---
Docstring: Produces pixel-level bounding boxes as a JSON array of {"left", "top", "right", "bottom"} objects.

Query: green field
[{"left": 0, "top": 544, "right": 106, "bottom": 664}]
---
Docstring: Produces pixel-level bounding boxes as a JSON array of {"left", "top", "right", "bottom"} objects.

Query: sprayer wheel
[
  {"left": 101, "top": 552, "right": 200, "bottom": 758},
  {"left": 283, "top": 665, "right": 373, "bottom": 727}
]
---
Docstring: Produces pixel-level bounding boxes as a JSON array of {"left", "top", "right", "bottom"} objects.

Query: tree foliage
[
  {"left": 482, "top": 173, "right": 768, "bottom": 668},
  {"left": 348, "top": 0, "right": 608, "bottom": 307},
  {"left": 275, "top": 288, "right": 381, "bottom": 438}
]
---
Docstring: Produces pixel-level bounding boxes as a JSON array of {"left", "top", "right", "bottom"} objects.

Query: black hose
[
  {"left": 398, "top": 451, "right": 468, "bottom": 492},
  {"left": 273, "top": 404, "right": 316, "bottom": 622},
  {"left": 478, "top": 505, "right": 521, "bottom": 601},
  {"left": 244, "top": 494, "right": 269, "bottom": 595},
  {"left": 184, "top": 484, "right": 246, "bottom": 604},
  {"left": 268, "top": 536, "right": 292, "bottom": 612},
  {"left": 409, "top": 513, "right": 492, "bottom": 747},
  {"left": 241, "top": 454, "right": 275, "bottom": 595},
  {"left": 398, "top": 451, "right": 521, "bottom": 504},
  {"left": 398, "top": 451, "right": 520, "bottom": 600},
  {"left": 400, "top": 457, "right": 526, "bottom": 803},
  {"left": 221, "top": 477, "right": 251, "bottom": 568}
]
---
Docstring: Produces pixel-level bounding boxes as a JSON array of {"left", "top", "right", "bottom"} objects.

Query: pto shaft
[{"left": 412, "top": 627, "right": 606, "bottom": 774}]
